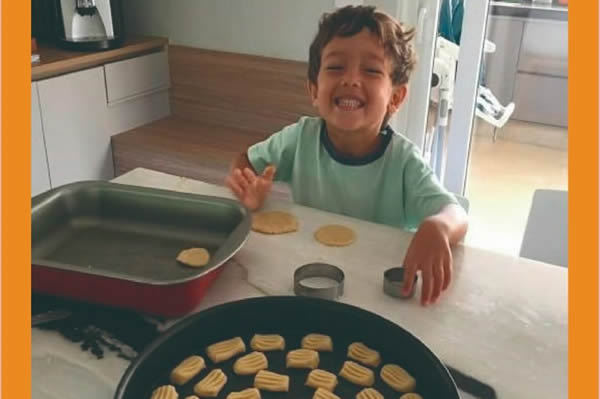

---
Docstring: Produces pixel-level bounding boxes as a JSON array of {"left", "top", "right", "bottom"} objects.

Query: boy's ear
[
  {"left": 307, "top": 80, "right": 319, "bottom": 107},
  {"left": 387, "top": 85, "right": 408, "bottom": 114}
]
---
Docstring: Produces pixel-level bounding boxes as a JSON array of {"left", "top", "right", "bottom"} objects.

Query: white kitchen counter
[{"left": 32, "top": 168, "right": 567, "bottom": 399}]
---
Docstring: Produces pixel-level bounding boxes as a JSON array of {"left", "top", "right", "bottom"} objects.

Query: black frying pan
[{"left": 114, "top": 296, "right": 459, "bottom": 399}]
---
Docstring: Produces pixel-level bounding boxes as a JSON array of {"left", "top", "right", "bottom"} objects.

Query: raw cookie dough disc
[
  {"left": 252, "top": 211, "right": 298, "bottom": 234},
  {"left": 314, "top": 225, "right": 356, "bottom": 247},
  {"left": 177, "top": 248, "right": 210, "bottom": 267}
]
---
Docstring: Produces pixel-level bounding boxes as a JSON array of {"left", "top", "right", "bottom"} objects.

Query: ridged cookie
[
  {"left": 301, "top": 333, "right": 333, "bottom": 351},
  {"left": 226, "top": 388, "right": 261, "bottom": 399},
  {"left": 347, "top": 342, "right": 381, "bottom": 367},
  {"left": 356, "top": 388, "right": 383, "bottom": 399},
  {"left": 193, "top": 369, "right": 227, "bottom": 397},
  {"left": 233, "top": 351, "right": 268, "bottom": 375},
  {"left": 250, "top": 334, "right": 285, "bottom": 351},
  {"left": 254, "top": 370, "right": 290, "bottom": 392},
  {"left": 339, "top": 361, "right": 375, "bottom": 386},
  {"left": 306, "top": 369, "right": 338, "bottom": 391},
  {"left": 380, "top": 364, "right": 416, "bottom": 392},
  {"left": 313, "top": 387, "right": 341, "bottom": 399},
  {"left": 170, "top": 355, "right": 206, "bottom": 385},
  {"left": 286, "top": 349, "right": 320, "bottom": 369},
  {"left": 399, "top": 394, "right": 423, "bottom": 399},
  {"left": 150, "top": 385, "right": 178, "bottom": 399},
  {"left": 206, "top": 337, "right": 246, "bottom": 363}
]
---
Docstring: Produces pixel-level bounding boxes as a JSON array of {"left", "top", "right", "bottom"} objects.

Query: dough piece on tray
[
  {"left": 306, "top": 369, "right": 338, "bottom": 391},
  {"left": 380, "top": 364, "right": 416, "bottom": 393},
  {"left": 338, "top": 361, "right": 375, "bottom": 386},
  {"left": 233, "top": 351, "right": 268, "bottom": 375},
  {"left": 177, "top": 248, "right": 210, "bottom": 267},
  {"left": 250, "top": 334, "right": 285, "bottom": 351},
  {"left": 254, "top": 370, "right": 290, "bottom": 392},
  {"left": 399, "top": 394, "right": 423, "bottom": 399},
  {"left": 301, "top": 333, "right": 333, "bottom": 351},
  {"left": 314, "top": 225, "right": 356, "bottom": 247},
  {"left": 356, "top": 388, "right": 384, "bottom": 399},
  {"left": 150, "top": 385, "right": 178, "bottom": 399},
  {"left": 193, "top": 369, "right": 228, "bottom": 397},
  {"left": 184, "top": 396, "right": 199, "bottom": 399},
  {"left": 347, "top": 342, "right": 381, "bottom": 367},
  {"left": 226, "top": 388, "right": 262, "bottom": 399},
  {"left": 286, "top": 348, "right": 320, "bottom": 369},
  {"left": 313, "top": 387, "right": 341, "bottom": 399},
  {"left": 206, "top": 337, "right": 246, "bottom": 363},
  {"left": 252, "top": 211, "right": 298, "bottom": 234},
  {"left": 170, "top": 355, "right": 206, "bottom": 385}
]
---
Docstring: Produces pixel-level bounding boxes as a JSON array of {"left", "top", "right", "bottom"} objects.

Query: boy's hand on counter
[
  {"left": 226, "top": 166, "right": 276, "bottom": 211},
  {"left": 402, "top": 217, "right": 453, "bottom": 306}
]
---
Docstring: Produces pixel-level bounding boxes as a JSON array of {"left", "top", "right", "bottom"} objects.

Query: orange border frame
[
  {"left": 569, "top": 0, "right": 599, "bottom": 397},
  {"left": 1, "top": 1, "right": 597, "bottom": 397},
  {"left": 2, "top": 0, "right": 31, "bottom": 397}
]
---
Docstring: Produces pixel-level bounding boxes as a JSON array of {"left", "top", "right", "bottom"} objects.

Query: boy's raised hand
[
  {"left": 401, "top": 216, "right": 453, "bottom": 306},
  {"left": 226, "top": 165, "right": 276, "bottom": 211}
]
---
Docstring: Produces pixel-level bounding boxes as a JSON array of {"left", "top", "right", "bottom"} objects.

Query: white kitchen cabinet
[
  {"left": 31, "top": 82, "right": 51, "bottom": 196},
  {"left": 37, "top": 66, "right": 114, "bottom": 186}
]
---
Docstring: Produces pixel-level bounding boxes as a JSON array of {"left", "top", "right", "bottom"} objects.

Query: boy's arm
[
  {"left": 424, "top": 203, "right": 468, "bottom": 245},
  {"left": 230, "top": 150, "right": 256, "bottom": 174},
  {"left": 402, "top": 203, "right": 468, "bottom": 306},
  {"left": 226, "top": 149, "right": 276, "bottom": 211}
]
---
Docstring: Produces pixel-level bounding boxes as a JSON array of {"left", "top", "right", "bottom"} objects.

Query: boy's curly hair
[{"left": 308, "top": 5, "right": 416, "bottom": 86}]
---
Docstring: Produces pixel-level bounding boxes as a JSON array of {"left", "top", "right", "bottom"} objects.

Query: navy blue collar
[{"left": 320, "top": 119, "right": 394, "bottom": 166}]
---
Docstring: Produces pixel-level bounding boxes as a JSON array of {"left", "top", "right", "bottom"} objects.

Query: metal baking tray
[
  {"left": 31, "top": 181, "right": 250, "bottom": 317},
  {"left": 115, "top": 296, "right": 460, "bottom": 399}
]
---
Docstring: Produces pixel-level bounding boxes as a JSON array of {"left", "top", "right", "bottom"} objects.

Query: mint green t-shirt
[{"left": 248, "top": 116, "right": 458, "bottom": 230}]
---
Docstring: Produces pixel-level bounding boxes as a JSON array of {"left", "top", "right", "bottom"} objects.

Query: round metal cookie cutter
[
  {"left": 294, "top": 263, "right": 345, "bottom": 300},
  {"left": 383, "top": 267, "right": 418, "bottom": 299}
]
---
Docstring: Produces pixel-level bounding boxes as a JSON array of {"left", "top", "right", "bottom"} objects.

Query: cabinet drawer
[
  {"left": 104, "top": 51, "right": 170, "bottom": 104},
  {"left": 518, "top": 19, "right": 568, "bottom": 78},
  {"left": 512, "top": 73, "right": 567, "bottom": 127}
]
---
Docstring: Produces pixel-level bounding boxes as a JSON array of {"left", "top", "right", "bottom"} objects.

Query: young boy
[{"left": 225, "top": 6, "right": 468, "bottom": 306}]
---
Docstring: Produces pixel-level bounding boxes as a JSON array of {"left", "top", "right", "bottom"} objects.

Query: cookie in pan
[
  {"left": 301, "top": 333, "right": 333, "bottom": 351},
  {"left": 193, "top": 369, "right": 228, "bottom": 397},
  {"left": 399, "top": 394, "right": 423, "bottom": 399},
  {"left": 233, "top": 351, "right": 268, "bottom": 375},
  {"left": 306, "top": 369, "right": 338, "bottom": 391},
  {"left": 206, "top": 337, "right": 246, "bottom": 363},
  {"left": 356, "top": 388, "right": 384, "bottom": 399},
  {"left": 286, "top": 348, "right": 320, "bottom": 369},
  {"left": 254, "top": 370, "right": 290, "bottom": 392},
  {"left": 226, "top": 388, "right": 261, "bottom": 399},
  {"left": 150, "top": 385, "right": 178, "bottom": 399},
  {"left": 338, "top": 361, "right": 375, "bottom": 386},
  {"left": 380, "top": 364, "right": 416, "bottom": 392},
  {"left": 170, "top": 355, "right": 206, "bottom": 385},
  {"left": 347, "top": 342, "right": 381, "bottom": 367},
  {"left": 250, "top": 334, "right": 285, "bottom": 351},
  {"left": 313, "top": 387, "right": 341, "bottom": 399}
]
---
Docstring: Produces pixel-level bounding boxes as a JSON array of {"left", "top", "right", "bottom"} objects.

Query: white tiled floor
[{"left": 463, "top": 126, "right": 568, "bottom": 256}]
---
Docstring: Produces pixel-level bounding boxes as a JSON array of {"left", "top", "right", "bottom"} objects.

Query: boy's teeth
[{"left": 337, "top": 98, "right": 362, "bottom": 109}]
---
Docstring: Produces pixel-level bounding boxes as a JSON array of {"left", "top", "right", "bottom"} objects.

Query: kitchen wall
[{"left": 123, "top": 0, "right": 397, "bottom": 62}]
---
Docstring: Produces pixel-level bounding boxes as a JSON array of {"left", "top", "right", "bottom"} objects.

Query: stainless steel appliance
[{"left": 56, "top": 0, "right": 124, "bottom": 50}]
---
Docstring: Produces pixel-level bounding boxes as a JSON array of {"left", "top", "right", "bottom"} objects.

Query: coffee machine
[{"left": 55, "top": 0, "right": 124, "bottom": 51}]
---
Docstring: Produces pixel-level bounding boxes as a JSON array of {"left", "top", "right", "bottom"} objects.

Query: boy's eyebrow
[
  {"left": 322, "top": 51, "right": 345, "bottom": 60},
  {"left": 322, "top": 50, "right": 385, "bottom": 64}
]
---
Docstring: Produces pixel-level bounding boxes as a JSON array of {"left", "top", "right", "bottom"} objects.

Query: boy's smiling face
[{"left": 309, "top": 29, "right": 407, "bottom": 136}]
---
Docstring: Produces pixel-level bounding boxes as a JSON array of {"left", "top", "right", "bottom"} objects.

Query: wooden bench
[{"left": 111, "top": 45, "right": 316, "bottom": 187}]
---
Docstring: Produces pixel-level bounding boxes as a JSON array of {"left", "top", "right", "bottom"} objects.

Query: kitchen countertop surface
[
  {"left": 32, "top": 168, "right": 567, "bottom": 399},
  {"left": 31, "top": 36, "right": 168, "bottom": 81},
  {"left": 491, "top": 1, "right": 568, "bottom": 21}
]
